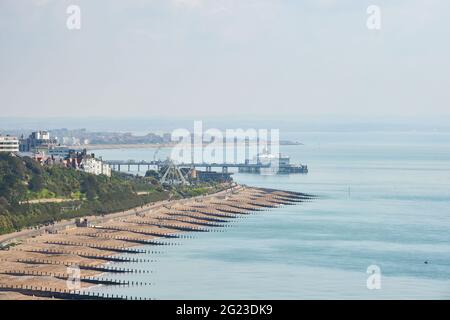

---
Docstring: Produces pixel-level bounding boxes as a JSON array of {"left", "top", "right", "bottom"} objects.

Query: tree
[
  {"left": 81, "top": 175, "right": 98, "bottom": 200},
  {"left": 29, "top": 175, "right": 44, "bottom": 192},
  {"left": 145, "top": 169, "right": 160, "bottom": 179},
  {"left": 23, "top": 156, "right": 43, "bottom": 175}
]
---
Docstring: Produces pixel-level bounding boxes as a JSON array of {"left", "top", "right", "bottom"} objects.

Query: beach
[{"left": 0, "top": 185, "right": 311, "bottom": 300}]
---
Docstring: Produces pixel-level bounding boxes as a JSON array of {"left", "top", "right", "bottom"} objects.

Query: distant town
[
  {"left": 1, "top": 128, "right": 173, "bottom": 147},
  {"left": 1, "top": 128, "right": 302, "bottom": 148}
]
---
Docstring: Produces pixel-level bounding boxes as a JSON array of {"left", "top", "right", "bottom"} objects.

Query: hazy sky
[{"left": 1, "top": 0, "right": 449, "bottom": 118}]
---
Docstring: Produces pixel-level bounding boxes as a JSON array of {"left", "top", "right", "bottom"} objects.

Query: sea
[{"left": 88, "top": 131, "right": 450, "bottom": 299}]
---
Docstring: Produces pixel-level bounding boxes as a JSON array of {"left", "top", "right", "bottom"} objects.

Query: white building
[
  {"left": 102, "top": 162, "right": 112, "bottom": 177},
  {"left": 31, "top": 130, "right": 50, "bottom": 140},
  {"left": 0, "top": 135, "right": 19, "bottom": 152},
  {"left": 80, "top": 156, "right": 112, "bottom": 177}
]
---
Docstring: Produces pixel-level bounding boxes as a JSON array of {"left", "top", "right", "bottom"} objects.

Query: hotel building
[{"left": 0, "top": 135, "right": 19, "bottom": 153}]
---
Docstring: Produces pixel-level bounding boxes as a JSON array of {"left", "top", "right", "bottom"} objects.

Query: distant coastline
[
  {"left": 84, "top": 140, "right": 303, "bottom": 151},
  {"left": 84, "top": 143, "right": 173, "bottom": 150}
]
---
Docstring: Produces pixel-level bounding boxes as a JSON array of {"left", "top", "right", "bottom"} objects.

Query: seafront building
[
  {"left": 63, "top": 149, "right": 111, "bottom": 177},
  {"left": 19, "top": 131, "right": 74, "bottom": 160},
  {"left": 19, "top": 130, "right": 57, "bottom": 153},
  {"left": 48, "top": 146, "right": 73, "bottom": 158},
  {"left": 15, "top": 130, "right": 112, "bottom": 177},
  {"left": 27, "top": 149, "right": 112, "bottom": 177},
  {"left": 80, "top": 155, "right": 112, "bottom": 177},
  {"left": 0, "top": 135, "right": 19, "bottom": 152}
]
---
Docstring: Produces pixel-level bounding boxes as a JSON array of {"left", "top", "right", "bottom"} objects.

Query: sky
[{"left": 0, "top": 0, "right": 449, "bottom": 119}]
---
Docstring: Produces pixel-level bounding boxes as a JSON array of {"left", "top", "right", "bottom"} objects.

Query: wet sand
[{"left": 0, "top": 185, "right": 313, "bottom": 300}]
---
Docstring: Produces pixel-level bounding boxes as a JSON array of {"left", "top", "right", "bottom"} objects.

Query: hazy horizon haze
[{"left": 1, "top": 0, "right": 449, "bottom": 118}]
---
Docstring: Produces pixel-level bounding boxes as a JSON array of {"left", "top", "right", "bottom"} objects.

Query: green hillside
[{"left": 0, "top": 153, "right": 169, "bottom": 235}]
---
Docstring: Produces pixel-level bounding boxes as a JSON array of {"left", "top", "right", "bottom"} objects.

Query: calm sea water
[{"left": 89, "top": 132, "right": 450, "bottom": 299}]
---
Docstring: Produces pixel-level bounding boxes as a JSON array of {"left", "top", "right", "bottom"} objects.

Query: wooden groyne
[
  {"left": 20, "top": 249, "right": 152, "bottom": 263},
  {"left": 44, "top": 241, "right": 149, "bottom": 254},
  {"left": 0, "top": 270, "right": 145, "bottom": 286},
  {"left": 72, "top": 232, "right": 169, "bottom": 248},
  {"left": 92, "top": 226, "right": 180, "bottom": 239},
  {"left": 0, "top": 284, "right": 147, "bottom": 300},
  {"left": 14, "top": 258, "right": 149, "bottom": 274},
  {"left": 166, "top": 212, "right": 229, "bottom": 223}
]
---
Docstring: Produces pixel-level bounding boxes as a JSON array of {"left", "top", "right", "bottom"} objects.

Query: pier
[{"left": 104, "top": 159, "right": 308, "bottom": 174}]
